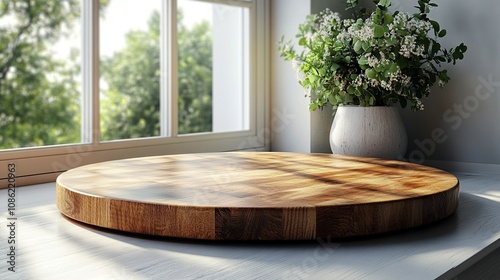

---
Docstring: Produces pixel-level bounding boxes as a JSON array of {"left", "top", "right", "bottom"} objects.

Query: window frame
[{"left": 0, "top": 0, "right": 270, "bottom": 188}]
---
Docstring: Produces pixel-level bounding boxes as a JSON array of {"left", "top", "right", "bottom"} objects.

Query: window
[
  {"left": 0, "top": 1, "right": 83, "bottom": 149},
  {"left": 0, "top": 0, "right": 269, "bottom": 187},
  {"left": 99, "top": 0, "right": 162, "bottom": 141},
  {"left": 178, "top": 0, "right": 250, "bottom": 134}
]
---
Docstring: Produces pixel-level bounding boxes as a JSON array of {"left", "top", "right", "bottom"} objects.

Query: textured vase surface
[{"left": 329, "top": 106, "right": 407, "bottom": 159}]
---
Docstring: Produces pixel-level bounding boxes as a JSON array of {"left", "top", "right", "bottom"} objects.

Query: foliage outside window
[
  {"left": 0, "top": 0, "right": 82, "bottom": 148},
  {"left": 0, "top": 0, "right": 241, "bottom": 149}
]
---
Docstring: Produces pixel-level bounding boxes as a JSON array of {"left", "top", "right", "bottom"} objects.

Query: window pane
[
  {"left": 178, "top": 0, "right": 250, "bottom": 135},
  {"left": 0, "top": 0, "right": 82, "bottom": 149},
  {"left": 100, "top": 0, "right": 162, "bottom": 141}
]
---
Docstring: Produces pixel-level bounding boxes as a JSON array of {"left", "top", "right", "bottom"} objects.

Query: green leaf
[
  {"left": 299, "top": 37, "right": 307, "bottom": 46},
  {"left": 438, "top": 29, "right": 447, "bottom": 37},
  {"left": 330, "top": 63, "right": 340, "bottom": 72},
  {"left": 369, "top": 96, "right": 376, "bottom": 106},
  {"left": 318, "top": 67, "right": 326, "bottom": 76},
  {"left": 366, "top": 68, "right": 377, "bottom": 79},
  {"left": 362, "top": 41, "right": 370, "bottom": 51},
  {"left": 347, "top": 85, "right": 356, "bottom": 95},
  {"left": 397, "top": 29, "right": 408, "bottom": 36},
  {"left": 355, "top": 88, "right": 362, "bottom": 97},
  {"left": 439, "top": 70, "right": 450, "bottom": 82},
  {"left": 459, "top": 43, "right": 468, "bottom": 52},
  {"left": 388, "top": 62, "right": 398, "bottom": 73},
  {"left": 383, "top": 13, "right": 394, "bottom": 24},
  {"left": 386, "top": 36, "right": 397, "bottom": 46},
  {"left": 307, "top": 74, "right": 319, "bottom": 84},
  {"left": 328, "top": 94, "right": 337, "bottom": 105},
  {"left": 358, "top": 56, "right": 368, "bottom": 65},
  {"left": 374, "top": 63, "right": 385, "bottom": 72},
  {"left": 354, "top": 40, "right": 363, "bottom": 53},
  {"left": 373, "top": 24, "right": 385, "bottom": 38},
  {"left": 418, "top": 1, "right": 425, "bottom": 12},
  {"left": 431, "top": 42, "right": 441, "bottom": 55},
  {"left": 429, "top": 20, "right": 440, "bottom": 32},
  {"left": 380, "top": 0, "right": 391, "bottom": 8},
  {"left": 436, "top": 56, "right": 446, "bottom": 62},
  {"left": 454, "top": 52, "right": 464, "bottom": 60}
]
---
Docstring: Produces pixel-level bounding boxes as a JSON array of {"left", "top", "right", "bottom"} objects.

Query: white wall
[
  {"left": 271, "top": 0, "right": 346, "bottom": 153},
  {"left": 271, "top": 0, "right": 500, "bottom": 171},
  {"left": 270, "top": 0, "right": 311, "bottom": 152},
  {"left": 394, "top": 0, "right": 500, "bottom": 167}
]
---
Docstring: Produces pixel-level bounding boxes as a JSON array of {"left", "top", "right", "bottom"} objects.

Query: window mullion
[
  {"left": 92, "top": 0, "right": 101, "bottom": 144},
  {"left": 81, "top": 0, "right": 101, "bottom": 144},
  {"left": 163, "top": 0, "right": 178, "bottom": 138},
  {"left": 160, "top": 0, "right": 169, "bottom": 137},
  {"left": 81, "top": 0, "right": 96, "bottom": 144},
  {"left": 243, "top": 7, "right": 250, "bottom": 130}
]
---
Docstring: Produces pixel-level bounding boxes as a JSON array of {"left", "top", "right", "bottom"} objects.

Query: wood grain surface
[{"left": 56, "top": 152, "right": 459, "bottom": 240}]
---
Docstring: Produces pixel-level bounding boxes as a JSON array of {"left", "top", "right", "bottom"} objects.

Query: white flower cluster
[
  {"left": 399, "top": 35, "right": 425, "bottom": 58},
  {"left": 348, "top": 19, "right": 374, "bottom": 42},
  {"left": 320, "top": 9, "right": 341, "bottom": 28},
  {"left": 353, "top": 74, "right": 366, "bottom": 87},
  {"left": 406, "top": 16, "right": 432, "bottom": 33},
  {"left": 388, "top": 12, "right": 431, "bottom": 58},
  {"left": 314, "top": 9, "right": 342, "bottom": 41},
  {"left": 366, "top": 52, "right": 385, "bottom": 68},
  {"left": 381, "top": 70, "right": 411, "bottom": 92},
  {"left": 391, "top": 12, "right": 410, "bottom": 28},
  {"left": 415, "top": 99, "right": 424, "bottom": 110},
  {"left": 336, "top": 31, "right": 351, "bottom": 43}
]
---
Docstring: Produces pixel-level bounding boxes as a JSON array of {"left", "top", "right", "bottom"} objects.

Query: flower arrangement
[{"left": 279, "top": 0, "right": 467, "bottom": 111}]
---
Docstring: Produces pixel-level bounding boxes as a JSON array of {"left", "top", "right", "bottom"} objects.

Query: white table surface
[{"left": 1, "top": 173, "right": 499, "bottom": 280}]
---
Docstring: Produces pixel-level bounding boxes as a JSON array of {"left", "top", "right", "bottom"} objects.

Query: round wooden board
[{"left": 56, "top": 152, "right": 459, "bottom": 241}]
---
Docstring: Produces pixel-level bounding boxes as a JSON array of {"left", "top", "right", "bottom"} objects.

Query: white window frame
[{"left": 0, "top": 0, "right": 270, "bottom": 187}]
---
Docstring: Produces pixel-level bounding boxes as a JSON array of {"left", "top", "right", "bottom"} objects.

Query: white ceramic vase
[{"left": 329, "top": 106, "right": 407, "bottom": 159}]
